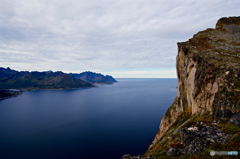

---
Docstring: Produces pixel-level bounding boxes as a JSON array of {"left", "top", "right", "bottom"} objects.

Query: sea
[{"left": 0, "top": 78, "right": 177, "bottom": 159}]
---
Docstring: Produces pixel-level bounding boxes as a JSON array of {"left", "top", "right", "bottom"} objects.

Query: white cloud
[
  {"left": 0, "top": 0, "right": 239, "bottom": 77},
  {"left": 103, "top": 70, "right": 177, "bottom": 78}
]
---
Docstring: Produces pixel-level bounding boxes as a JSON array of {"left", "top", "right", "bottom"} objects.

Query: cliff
[{"left": 143, "top": 17, "right": 240, "bottom": 158}]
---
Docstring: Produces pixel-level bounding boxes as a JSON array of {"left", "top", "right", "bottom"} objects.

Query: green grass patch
[{"left": 217, "top": 123, "right": 240, "bottom": 134}]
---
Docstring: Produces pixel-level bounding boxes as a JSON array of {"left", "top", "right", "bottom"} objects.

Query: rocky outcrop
[
  {"left": 180, "top": 122, "right": 232, "bottom": 154},
  {"left": 146, "top": 17, "right": 240, "bottom": 157},
  {"left": 166, "top": 121, "right": 233, "bottom": 157}
]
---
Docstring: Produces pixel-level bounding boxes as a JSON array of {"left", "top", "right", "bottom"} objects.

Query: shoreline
[
  {"left": 0, "top": 92, "right": 22, "bottom": 100},
  {"left": 0, "top": 86, "right": 97, "bottom": 100},
  {"left": 13, "top": 85, "right": 98, "bottom": 92}
]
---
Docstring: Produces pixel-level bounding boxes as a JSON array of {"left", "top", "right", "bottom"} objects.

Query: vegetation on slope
[{"left": 0, "top": 68, "right": 94, "bottom": 90}]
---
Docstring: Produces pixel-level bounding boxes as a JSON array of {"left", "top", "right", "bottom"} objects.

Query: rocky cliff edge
[{"left": 143, "top": 16, "right": 240, "bottom": 158}]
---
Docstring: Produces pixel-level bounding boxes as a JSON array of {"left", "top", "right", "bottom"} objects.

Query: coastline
[
  {"left": 0, "top": 92, "right": 22, "bottom": 100},
  {"left": 0, "top": 86, "right": 97, "bottom": 100}
]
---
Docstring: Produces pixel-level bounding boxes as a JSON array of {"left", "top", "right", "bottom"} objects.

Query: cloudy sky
[{"left": 0, "top": 0, "right": 239, "bottom": 78}]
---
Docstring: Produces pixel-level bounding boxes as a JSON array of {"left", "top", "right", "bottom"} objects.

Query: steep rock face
[{"left": 153, "top": 16, "right": 240, "bottom": 145}]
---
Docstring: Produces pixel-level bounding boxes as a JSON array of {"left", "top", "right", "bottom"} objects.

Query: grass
[
  {"left": 217, "top": 123, "right": 240, "bottom": 135},
  {"left": 165, "top": 97, "right": 178, "bottom": 115}
]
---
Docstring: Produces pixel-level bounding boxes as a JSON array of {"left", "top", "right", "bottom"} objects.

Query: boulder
[
  {"left": 122, "top": 154, "right": 131, "bottom": 159},
  {"left": 167, "top": 143, "right": 184, "bottom": 157},
  {"left": 229, "top": 112, "right": 240, "bottom": 127}
]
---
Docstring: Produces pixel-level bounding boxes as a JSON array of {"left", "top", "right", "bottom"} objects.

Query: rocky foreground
[{"left": 123, "top": 113, "right": 239, "bottom": 159}]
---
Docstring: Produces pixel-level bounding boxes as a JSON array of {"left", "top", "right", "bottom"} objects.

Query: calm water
[{"left": 0, "top": 78, "right": 177, "bottom": 159}]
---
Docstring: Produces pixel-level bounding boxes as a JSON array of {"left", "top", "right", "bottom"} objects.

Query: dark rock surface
[
  {"left": 175, "top": 122, "right": 232, "bottom": 155},
  {"left": 167, "top": 143, "right": 184, "bottom": 157},
  {"left": 167, "top": 121, "right": 233, "bottom": 157},
  {"left": 122, "top": 154, "right": 155, "bottom": 159},
  {"left": 230, "top": 112, "right": 240, "bottom": 127}
]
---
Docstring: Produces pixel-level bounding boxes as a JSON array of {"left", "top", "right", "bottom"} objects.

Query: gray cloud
[{"left": 0, "top": 0, "right": 239, "bottom": 77}]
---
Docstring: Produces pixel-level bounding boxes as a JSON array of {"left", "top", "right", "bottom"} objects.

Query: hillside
[
  {"left": 0, "top": 68, "right": 94, "bottom": 91},
  {"left": 69, "top": 71, "right": 117, "bottom": 84}
]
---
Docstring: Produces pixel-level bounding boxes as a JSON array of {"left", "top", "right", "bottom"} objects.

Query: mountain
[
  {"left": 123, "top": 17, "right": 240, "bottom": 158},
  {"left": 0, "top": 68, "right": 94, "bottom": 90},
  {"left": 69, "top": 71, "right": 117, "bottom": 84}
]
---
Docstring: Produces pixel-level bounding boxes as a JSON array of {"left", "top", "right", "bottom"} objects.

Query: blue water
[{"left": 0, "top": 78, "right": 177, "bottom": 159}]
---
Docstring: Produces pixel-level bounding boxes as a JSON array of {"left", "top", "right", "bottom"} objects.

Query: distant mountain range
[
  {"left": 69, "top": 71, "right": 117, "bottom": 84},
  {"left": 0, "top": 67, "right": 117, "bottom": 91}
]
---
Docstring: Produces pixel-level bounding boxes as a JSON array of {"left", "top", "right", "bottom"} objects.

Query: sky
[{"left": 0, "top": 0, "right": 239, "bottom": 78}]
